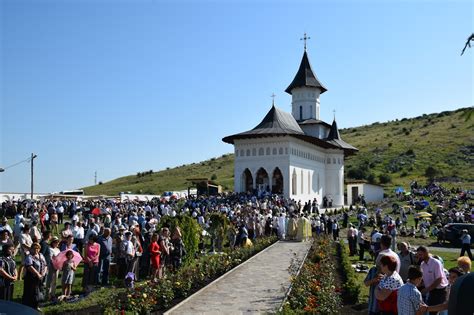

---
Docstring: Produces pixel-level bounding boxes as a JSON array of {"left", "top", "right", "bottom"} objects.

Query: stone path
[{"left": 165, "top": 241, "right": 311, "bottom": 315}]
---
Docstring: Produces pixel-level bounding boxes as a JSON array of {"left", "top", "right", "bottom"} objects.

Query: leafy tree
[{"left": 425, "top": 166, "right": 438, "bottom": 179}]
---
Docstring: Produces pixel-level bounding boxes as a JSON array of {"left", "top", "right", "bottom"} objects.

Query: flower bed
[
  {"left": 43, "top": 236, "right": 277, "bottom": 315},
  {"left": 280, "top": 236, "right": 343, "bottom": 314}
]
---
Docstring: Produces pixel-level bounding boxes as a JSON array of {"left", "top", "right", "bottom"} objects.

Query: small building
[
  {"left": 186, "top": 178, "right": 222, "bottom": 196},
  {"left": 346, "top": 182, "right": 384, "bottom": 205}
]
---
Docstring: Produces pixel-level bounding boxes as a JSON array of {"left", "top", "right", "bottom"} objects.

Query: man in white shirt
[{"left": 376, "top": 234, "right": 401, "bottom": 274}]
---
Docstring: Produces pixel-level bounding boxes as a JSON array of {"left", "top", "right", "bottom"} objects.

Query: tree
[{"left": 425, "top": 166, "right": 438, "bottom": 179}]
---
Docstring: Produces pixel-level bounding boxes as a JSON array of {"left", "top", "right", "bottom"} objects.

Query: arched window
[
  {"left": 310, "top": 105, "right": 312, "bottom": 118},
  {"left": 285, "top": 148, "right": 288, "bottom": 155},
  {"left": 240, "top": 149, "right": 244, "bottom": 157},
  {"left": 279, "top": 148, "right": 283, "bottom": 155},
  {"left": 235, "top": 150, "right": 239, "bottom": 157},
  {"left": 246, "top": 149, "right": 250, "bottom": 156},
  {"left": 272, "top": 148, "right": 277, "bottom": 155},
  {"left": 252, "top": 148, "right": 256, "bottom": 156},
  {"left": 299, "top": 106, "right": 303, "bottom": 120},
  {"left": 292, "top": 169, "right": 297, "bottom": 195},
  {"left": 266, "top": 147, "right": 271, "bottom": 155},
  {"left": 258, "top": 148, "right": 264, "bottom": 156}
]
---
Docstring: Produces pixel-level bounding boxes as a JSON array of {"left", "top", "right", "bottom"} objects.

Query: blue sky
[{"left": 1, "top": 0, "right": 472, "bottom": 193}]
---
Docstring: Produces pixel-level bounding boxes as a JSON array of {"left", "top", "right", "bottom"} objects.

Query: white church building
[{"left": 222, "top": 47, "right": 358, "bottom": 207}]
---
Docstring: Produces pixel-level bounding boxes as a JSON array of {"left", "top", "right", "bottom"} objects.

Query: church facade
[{"left": 222, "top": 48, "right": 357, "bottom": 207}]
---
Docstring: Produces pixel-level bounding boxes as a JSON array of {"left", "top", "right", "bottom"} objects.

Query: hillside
[{"left": 83, "top": 107, "right": 474, "bottom": 195}]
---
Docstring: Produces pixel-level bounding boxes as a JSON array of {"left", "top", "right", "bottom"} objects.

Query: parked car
[{"left": 443, "top": 223, "right": 474, "bottom": 246}]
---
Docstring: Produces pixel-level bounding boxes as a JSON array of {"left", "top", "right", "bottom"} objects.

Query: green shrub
[{"left": 337, "top": 241, "right": 361, "bottom": 304}]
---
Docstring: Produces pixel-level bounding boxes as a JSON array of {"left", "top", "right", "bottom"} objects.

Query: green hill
[{"left": 83, "top": 107, "right": 474, "bottom": 195}]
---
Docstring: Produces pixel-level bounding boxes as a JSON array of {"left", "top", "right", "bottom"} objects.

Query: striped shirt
[{"left": 397, "top": 282, "right": 423, "bottom": 315}]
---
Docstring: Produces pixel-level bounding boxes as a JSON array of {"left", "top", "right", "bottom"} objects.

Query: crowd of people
[
  {"left": 347, "top": 182, "right": 473, "bottom": 315},
  {"left": 0, "top": 192, "right": 321, "bottom": 310},
  {"left": 0, "top": 181, "right": 471, "bottom": 314}
]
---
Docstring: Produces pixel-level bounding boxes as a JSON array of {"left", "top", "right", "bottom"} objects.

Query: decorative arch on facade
[
  {"left": 292, "top": 169, "right": 297, "bottom": 195},
  {"left": 272, "top": 167, "right": 284, "bottom": 194},
  {"left": 256, "top": 167, "right": 270, "bottom": 193},
  {"left": 241, "top": 168, "right": 253, "bottom": 193}
]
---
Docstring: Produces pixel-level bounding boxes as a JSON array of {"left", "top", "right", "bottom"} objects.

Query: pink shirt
[
  {"left": 420, "top": 257, "right": 449, "bottom": 289},
  {"left": 85, "top": 242, "right": 100, "bottom": 264}
]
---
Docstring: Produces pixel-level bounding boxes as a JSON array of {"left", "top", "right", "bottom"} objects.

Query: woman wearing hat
[
  {"left": 22, "top": 242, "right": 47, "bottom": 309},
  {"left": 46, "top": 236, "right": 60, "bottom": 300}
]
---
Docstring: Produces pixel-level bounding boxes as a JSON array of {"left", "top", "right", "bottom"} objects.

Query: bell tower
[{"left": 286, "top": 34, "right": 327, "bottom": 121}]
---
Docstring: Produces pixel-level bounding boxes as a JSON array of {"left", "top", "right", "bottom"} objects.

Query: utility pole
[
  {"left": 30, "top": 153, "right": 38, "bottom": 199},
  {"left": 94, "top": 171, "right": 97, "bottom": 185}
]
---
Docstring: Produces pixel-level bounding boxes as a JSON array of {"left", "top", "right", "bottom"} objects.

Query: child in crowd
[{"left": 61, "top": 250, "right": 76, "bottom": 296}]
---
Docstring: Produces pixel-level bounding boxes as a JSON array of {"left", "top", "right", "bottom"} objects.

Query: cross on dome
[
  {"left": 300, "top": 32, "right": 311, "bottom": 51},
  {"left": 271, "top": 93, "right": 276, "bottom": 106}
]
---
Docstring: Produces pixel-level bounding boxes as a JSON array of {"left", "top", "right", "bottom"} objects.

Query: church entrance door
[
  {"left": 256, "top": 168, "right": 270, "bottom": 193},
  {"left": 272, "top": 168, "right": 283, "bottom": 194},
  {"left": 242, "top": 169, "right": 253, "bottom": 193}
]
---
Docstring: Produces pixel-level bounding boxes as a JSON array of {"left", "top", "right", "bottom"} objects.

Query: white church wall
[
  {"left": 233, "top": 138, "right": 291, "bottom": 195},
  {"left": 324, "top": 150, "right": 345, "bottom": 207},
  {"left": 288, "top": 138, "right": 327, "bottom": 204}
]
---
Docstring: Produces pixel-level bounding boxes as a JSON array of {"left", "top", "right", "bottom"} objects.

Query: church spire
[
  {"left": 285, "top": 50, "right": 327, "bottom": 95},
  {"left": 327, "top": 118, "right": 341, "bottom": 140}
]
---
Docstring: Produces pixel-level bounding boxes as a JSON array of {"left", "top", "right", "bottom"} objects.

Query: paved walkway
[{"left": 165, "top": 241, "right": 311, "bottom": 315}]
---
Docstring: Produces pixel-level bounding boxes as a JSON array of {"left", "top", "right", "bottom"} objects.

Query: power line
[{"left": 2, "top": 156, "right": 35, "bottom": 171}]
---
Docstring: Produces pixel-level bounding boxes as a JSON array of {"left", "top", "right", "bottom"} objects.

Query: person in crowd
[
  {"left": 148, "top": 233, "right": 161, "bottom": 281},
  {"left": 398, "top": 242, "right": 417, "bottom": 282},
  {"left": 0, "top": 244, "right": 17, "bottom": 301},
  {"left": 50, "top": 210, "right": 58, "bottom": 235},
  {"left": 61, "top": 222, "right": 73, "bottom": 240},
  {"left": 0, "top": 217, "right": 13, "bottom": 235},
  {"left": 22, "top": 242, "right": 47, "bottom": 310},
  {"left": 347, "top": 224, "right": 358, "bottom": 256},
  {"left": 61, "top": 250, "right": 77, "bottom": 297},
  {"left": 375, "top": 255, "right": 404, "bottom": 315},
  {"left": 158, "top": 228, "right": 171, "bottom": 279},
  {"left": 364, "top": 265, "right": 383, "bottom": 315},
  {"left": 417, "top": 246, "right": 450, "bottom": 315},
  {"left": 30, "top": 221, "right": 42, "bottom": 243},
  {"left": 456, "top": 256, "right": 471, "bottom": 274},
  {"left": 19, "top": 224, "right": 33, "bottom": 278},
  {"left": 170, "top": 226, "right": 186, "bottom": 270},
  {"left": 357, "top": 227, "right": 368, "bottom": 261},
  {"left": 459, "top": 229, "right": 472, "bottom": 260},
  {"left": 0, "top": 230, "right": 13, "bottom": 247},
  {"left": 61, "top": 234, "right": 79, "bottom": 253},
  {"left": 424, "top": 267, "right": 464, "bottom": 314},
  {"left": 376, "top": 235, "right": 401, "bottom": 274},
  {"left": 397, "top": 266, "right": 427, "bottom": 315},
  {"left": 83, "top": 235, "right": 100, "bottom": 293},
  {"left": 72, "top": 221, "right": 85, "bottom": 254},
  {"left": 97, "top": 228, "right": 112, "bottom": 286},
  {"left": 46, "top": 236, "right": 60, "bottom": 300}
]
